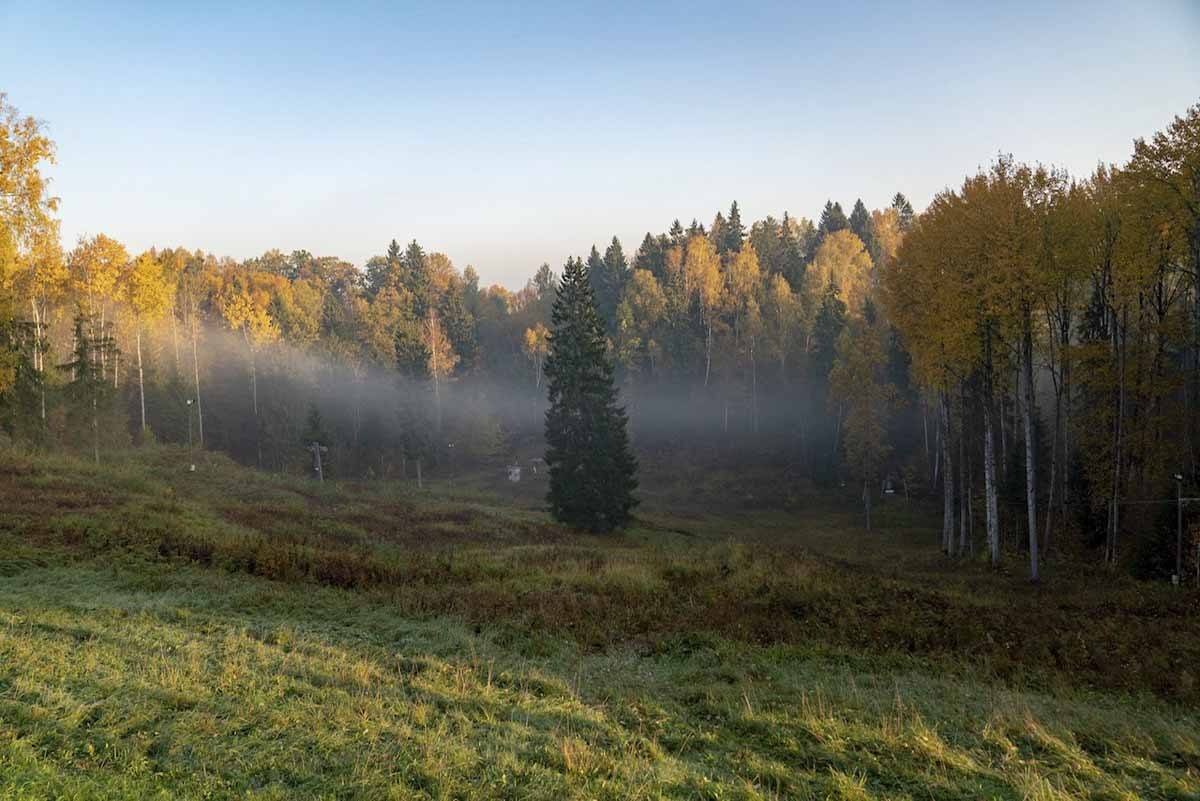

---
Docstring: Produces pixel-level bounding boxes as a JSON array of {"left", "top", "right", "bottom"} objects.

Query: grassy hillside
[{"left": 0, "top": 447, "right": 1198, "bottom": 799}]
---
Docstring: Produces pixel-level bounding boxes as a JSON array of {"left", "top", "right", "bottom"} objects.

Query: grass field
[{"left": 0, "top": 446, "right": 1198, "bottom": 799}]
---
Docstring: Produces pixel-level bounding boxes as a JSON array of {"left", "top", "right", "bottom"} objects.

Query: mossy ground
[{"left": 0, "top": 446, "right": 1197, "bottom": 799}]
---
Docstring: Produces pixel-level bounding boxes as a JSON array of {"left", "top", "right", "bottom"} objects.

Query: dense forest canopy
[{"left": 2, "top": 91, "right": 1198, "bottom": 580}]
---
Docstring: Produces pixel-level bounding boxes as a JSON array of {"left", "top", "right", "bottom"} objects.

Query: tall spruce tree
[
  {"left": 891, "top": 192, "right": 915, "bottom": 232},
  {"left": 817, "top": 201, "right": 848, "bottom": 240},
  {"left": 543, "top": 256, "right": 638, "bottom": 532},
  {"left": 724, "top": 200, "right": 746, "bottom": 253},
  {"left": 848, "top": 199, "right": 880, "bottom": 265}
]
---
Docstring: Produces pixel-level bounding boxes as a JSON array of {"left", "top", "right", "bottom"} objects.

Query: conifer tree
[
  {"left": 543, "top": 256, "right": 638, "bottom": 532},
  {"left": 724, "top": 200, "right": 746, "bottom": 253},
  {"left": 891, "top": 193, "right": 915, "bottom": 232},
  {"left": 59, "top": 314, "right": 124, "bottom": 463},
  {"left": 402, "top": 240, "right": 431, "bottom": 314},
  {"left": 818, "top": 201, "right": 849, "bottom": 240},
  {"left": 848, "top": 199, "right": 879, "bottom": 264},
  {"left": 668, "top": 219, "right": 685, "bottom": 246}
]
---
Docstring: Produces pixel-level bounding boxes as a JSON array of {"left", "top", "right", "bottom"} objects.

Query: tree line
[{"left": 2, "top": 91, "right": 1197, "bottom": 577}]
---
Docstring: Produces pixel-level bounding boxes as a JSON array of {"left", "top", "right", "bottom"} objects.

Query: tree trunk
[
  {"left": 248, "top": 338, "right": 260, "bottom": 468},
  {"left": 1020, "top": 310, "right": 1039, "bottom": 582},
  {"left": 962, "top": 421, "right": 973, "bottom": 556},
  {"left": 983, "top": 327, "right": 1000, "bottom": 567},
  {"left": 171, "top": 312, "right": 180, "bottom": 374},
  {"left": 750, "top": 339, "right": 759, "bottom": 434},
  {"left": 30, "top": 296, "right": 46, "bottom": 422},
  {"left": 137, "top": 325, "right": 147, "bottom": 433},
  {"left": 93, "top": 393, "right": 99, "bottom": 465},
  {"left": 958, "top": 383, "right": 968, "bottom": 557},
  {"left": 940, "top": 391, "right": 954, "bottom": 555},
  {"left": 863, "top": 479, "right": 872, "bottom": 532},
  {"left": 704, "top": 319, "right": 712, "bottom": 387},
  {"left": 922, "top": 396, "right": 930, "bottom": 472},
  {"left": 191, "top": 316, "right": 204, "bottom": 448},
  {"left": 1108, "top": 307, "right": 1127, "bottom": 566}
]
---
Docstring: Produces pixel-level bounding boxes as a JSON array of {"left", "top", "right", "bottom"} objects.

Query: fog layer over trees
[{"left": 2, "top": 92, "right": 1199, "bottom": 579}]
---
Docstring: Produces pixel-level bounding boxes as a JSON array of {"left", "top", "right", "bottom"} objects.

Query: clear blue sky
[{"left": 3, "top": 1, "right": 1198, "bottom": 288}]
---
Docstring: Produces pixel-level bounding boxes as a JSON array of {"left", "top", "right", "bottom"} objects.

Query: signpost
[{"left": 309, "top": 441, "right": 328, "bottom": 482}]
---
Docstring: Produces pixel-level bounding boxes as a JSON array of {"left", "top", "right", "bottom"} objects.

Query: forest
[{"left": 2, "top": 94, "right": 1199, "bottom": 583}]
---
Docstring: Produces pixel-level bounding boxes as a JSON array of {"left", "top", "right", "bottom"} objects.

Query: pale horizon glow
[{"left": 2, "top": 1, "right": 1198, "bottom": 288}]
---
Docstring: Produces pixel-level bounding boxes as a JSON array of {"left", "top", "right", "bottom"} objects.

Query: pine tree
[
  {"left": 587, "top": 240, "right": 629, "bottom": 335},
  {"left": 848, "top": 199, "right": 880, "bottom": 265},
  {"left": 811, "top": 282, "right": 847, "bottom": 382},
  {"left": 724, "top": 200, "right": 746, "bottom": 253},
  {"left": 891, "top": 193, "right": 915, "bottom": 232},
  {"left": 402, "top": 240, "right": 431, "bottom": 314},
  {"left": 779, "top": 212, "right": 805, "bottom": 290},
  {"left": 818, "top": 201, "right": 848, "bottom": 240},
  {"left": 709, "top": 212, "right": 728, "bottom": 254},
  {"left": 668, "top": 219, "right": 685, "bottom": 246},
  {"left": 59, "top": 314, "right": 125, "bottom": 463},
  {"left": 635, "top": 233, "right": 667, "bottom": 282},
  {"left": 544, "top": 256, "right": 638, "bottom": 532}
]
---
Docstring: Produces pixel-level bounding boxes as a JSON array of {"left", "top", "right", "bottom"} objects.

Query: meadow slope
[{"left": 0, "top": 447, "right": 1197, "bottom": 800}]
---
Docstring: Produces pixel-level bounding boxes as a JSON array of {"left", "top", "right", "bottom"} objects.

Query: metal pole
[{"left": 1177, "top": 477, "right": 1184, "bottom": 585}]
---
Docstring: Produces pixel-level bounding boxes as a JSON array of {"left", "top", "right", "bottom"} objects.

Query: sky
[{"left": 2, "top": 1, "right": 1199, "bottom": 288}]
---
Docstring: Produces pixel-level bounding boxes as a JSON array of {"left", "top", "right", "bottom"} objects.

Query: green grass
[{"left": 0, "top": 446, "right": 1198, "bottom": 799}]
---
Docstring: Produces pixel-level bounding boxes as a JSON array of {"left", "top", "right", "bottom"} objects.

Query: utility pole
[
  {"left": 186, "top": 398, "right": 195, "bottom": 471},
  {"left": 309, "top": 441, "right": 328, "bottom": 483},
  {"left": 1175, "top": 473, "right": 1184, "bottom": 585}
]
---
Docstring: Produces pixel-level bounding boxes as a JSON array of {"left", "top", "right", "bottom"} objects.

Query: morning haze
[{"left": 2, "top": 2, "right": 1200, "bottom": 798}]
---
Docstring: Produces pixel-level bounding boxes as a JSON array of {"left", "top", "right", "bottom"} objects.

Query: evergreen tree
[
  {"left": 724, "top": 200, "right": 746, "bottom": 253},
  {"left": 891, "top": 193, "right": 915, "bottom": 232},
  {"left": 668, "top": 219, "right": 685, "bottom": 246},
  {"left": 848, "top": 199, "right": 879, "bottom": 265},
  {"left": 817, "top": 201, "right": 849, "bottom": 240},
  {"left": 598, "top": 236, "right": 630, "bottom": 333},
  {"left": 635, "top": 232, "right": 667, "bottom": 282},
  {"left": 402, "top": 240, "right": 431, "bottom": 314},
  {"left": 302, "top": 403, "right": 328, "bottom": 445},
  {"left": 543, "top": 256, "right": 638, "bottom": 532},
  {"left": 811, "top": 282, "right": 847, "bottom": 382},
  {"left": 439, "top": 282, "right": 477, "bottom": 369},
  {"left": 586, "top": 240, "right": 630, "bottom": 336},
  {"left": 58, "top": 315, "right": 125, "bottom": 463},
  {"left": 710, "top": 211, "right": 728, "bottom": 254},
  {"left": 779, "top": 212, "right": 806, "bottom": 290}
]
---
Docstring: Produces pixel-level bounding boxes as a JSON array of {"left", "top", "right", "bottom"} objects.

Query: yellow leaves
[
  {"left": 614, "top": 270, "right": 666, "bottom": 375},
  {"left": 726, "top": 244, "right": 761, "bottom": 303},
  {"left": 622, "top": 269, "right": 666, "bottom": 325},
  {"left": 0, "top": 94, "right": 59, "bottom": 252},
  {"left": 125, "top": 252, "right": 174, "bottom": 322},
  {"left": 684, "top": 234, "right": 723, "bottom": 314},
  {"left": 522, "top": 323, "right": 549, "bottom": 360},
  {"left": 762, "top": 273, "right": 800, "bottom": 364},
  {"left": 870, "top": 208, "right": 903, "bottom": 270},
  {"left": 69, "top": 234, "right": 129, "bottom": 311},
  {"left": 427, "top": 252, "right": 457, "bottom": 300},
  {"left": 423, "top": 309, "right": 458, "bottom": 379},
  {"left": 217, "top": 271, "right": 279, "bottom": 347},
  {"left": 809, "top": 230, "right": 873, "bottom": 319}
]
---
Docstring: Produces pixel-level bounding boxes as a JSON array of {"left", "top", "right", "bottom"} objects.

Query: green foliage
[
  {"left": 544, "top": 257, "right": 638, "bottom": 532},
  {"left": 818, "top": 200, "right": 849, "bottom": 241},
  {"left": 56, "top": 315, "right": 128, "bottom": 459},
  {"left": 848, "top": 198, "right": 879, "bottom": 265},
  {"left": 812, "top": 282, "right": 848, "bottom": 381},
  {"left": 0, "top": 448, "right": 1199, "bottom": 799}
]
